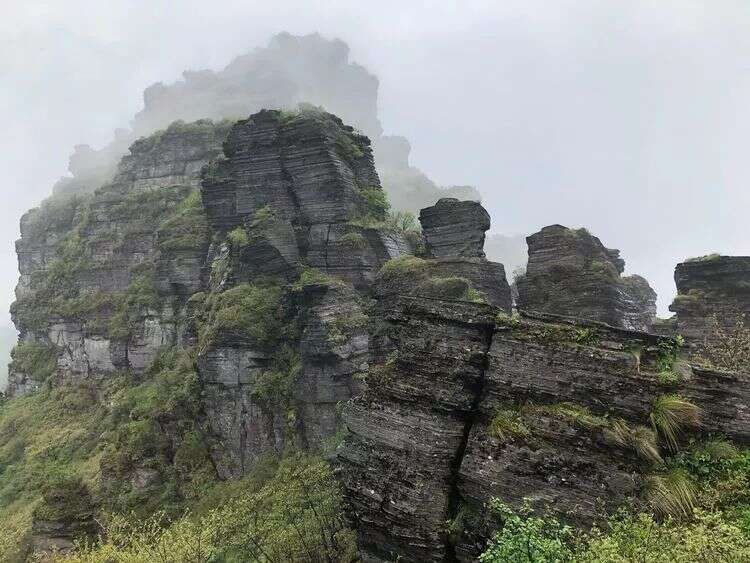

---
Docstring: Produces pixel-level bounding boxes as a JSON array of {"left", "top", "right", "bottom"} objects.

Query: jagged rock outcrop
[
  {"left": 340, "top": 296, "right": 750, "bottom": 562},
  {"left": 670, "top": 255, "right": 750, "bottom": 348},
  {"left": 201, "top": 108, "right": 410, "bottom": 288},
  {"left": 517, "top": 225, "right": 657, "bottom": 331},
  {"left": 8, "top": 121, "right": 225, "bottom": 396},
  {"left": 410, "top": 198, "right": 512, "bottom": 310}
]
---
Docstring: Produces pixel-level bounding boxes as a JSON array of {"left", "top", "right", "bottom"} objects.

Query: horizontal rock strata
[{"left": 517, "top": 225, "right": 657, "bottom": 331}]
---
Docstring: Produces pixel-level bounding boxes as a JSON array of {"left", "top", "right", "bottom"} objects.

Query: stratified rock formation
[
  {"left": 670, "top": 255, "right": 750, "bottom": 347},
  {"left": 339, "top": 299, "right": 750, "bottom": 562},
  {"left": 517, "top": 225, "right": 657, "bottom": 331},
  {"left": 415, "top": 198, "right": 512, "bottom": 310}
]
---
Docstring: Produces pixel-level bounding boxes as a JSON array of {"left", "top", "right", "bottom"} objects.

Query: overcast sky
[{"left": 1, "top": 0, "right": 749, "bottom": 334}]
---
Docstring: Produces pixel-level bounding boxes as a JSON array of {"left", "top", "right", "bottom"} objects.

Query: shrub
[
  {"left": 227, "top": 225, "right": 250, "bottom": 248},
  {"left": 56, "top": 456, "right": 356, "bottom": 563},
  {"left": 335, "top": 133, "right": 365, "bottom": 162},
  {"left": 9, "top": 342, "right": 58, "bottom": 382},
  {"left": 479, "top": 500, "right": 574, "bottom": 563},
  {"left": 531, "top": 402, "right": 608, "bottom": 431},
  {"left": 650, "top": 395, "right": 702, "bottom": 451},
  {"left": 157, "top": 190, "right": 210, "bottom": 251},
  {"left": 340, "top": 232, "right": 367, "bottom": 249},
  {"left": 197, "top": 282, "right": 286, "bottom": 351}
]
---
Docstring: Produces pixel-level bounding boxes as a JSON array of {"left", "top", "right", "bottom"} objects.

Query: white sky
[{"left": 1, "top": 0, "right": 749, "bottom": 331}]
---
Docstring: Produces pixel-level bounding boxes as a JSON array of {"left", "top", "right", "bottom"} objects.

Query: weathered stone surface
[
  {"left": 339, "top": 296, "right": 496, "bottom": 562},
  {"left": 670, "top": 255, "right": 750, "bottom": 348},
  {"left": 420, "top": 198, "right": 489, "bottom": 259},
  {"left": 201, "top": 108, "right": 410, "bottom": 289},
  {"left": 517, "top": 225, "right": 657, "bottom": 331},
  {"left": 340, "top": 292, "right": 750, "bottom": 562}
]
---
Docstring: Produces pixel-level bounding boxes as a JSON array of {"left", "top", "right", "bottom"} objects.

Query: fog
[{"left": 2, "top": 1, "right": 750, "bottom": 385}]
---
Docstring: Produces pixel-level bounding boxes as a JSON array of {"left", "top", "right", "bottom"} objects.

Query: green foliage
[
  {"left": 292, "top": 267, "right": 344, "bottom": 291},
  {"left": 685, "top": 253, "right": 721, "bottom": 262},
  {"left": 9, "top": 342, "right": 58, "bottom": 383},
  {"left": 645, "top": 469, "right": 697, "bottom": 520},
  {"left": 496, "top": 311, "right": 522, "bottom": 327},
  {"left": 655, "top": 335, "right": 685, "bottom": 372},
  {"left": 157, "top": 190, "right": 210, "bottom": 251},
  {"left": 531, "top": 402, "right": 608, "bottom": 431},
  {"left": 479, "top": 500, "right": 574, "bottom": 563},
  {"left": 351, "top": 186, "right": 391, "bottom": 227},
  {"left": 650, "top": 394, "right": 702, "bottom": 452},
  {"left": 56, "top": 455, "right": 356, "bottom": 563},
  {"left": 604, "top": 419, "right": 662, "bottom": 465},
  {"left": 340, "top": 232, "right": 367, "bottom": 249},
  {"left": 417, "top": 276, "right": 487, "bottom": 303},
  {"left": 577, "top": 510, "right": 750, "bottom": 562},
  {"left": 334, "top": 132, "right": 365, "bottom": 162},
  {"left": 227, "top": 225, "right": 250, "bottom": 248},
  {"left": 33, "top": 475, "right": 95, "bottom": 527},
  {"left": 252, "top": 345, "right": 302, "bottom": 408},
  {"left": 196, "top": 282, "right": 286, "bottom": 351},
  {"left": 0, "top": 384, "right": 103, "bottom": 560},
  {"left": 379, "top": 255, "right": 431, "bottom": 282},
  {"left": 99, "top": 347, "right": 212, "bottom": 518},
  {"left": 572, "top": 328, "right": 599, "bottom": 345},
  {"left": 489, "top": 409, "right": 531, "bottom": 442}
]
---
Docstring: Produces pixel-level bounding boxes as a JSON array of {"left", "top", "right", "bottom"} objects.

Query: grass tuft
[
  {"left": 646, "top": 469, "right": 697, "bottom": 520},
  {"left": 650, "top": 395, "right": 702, "bottom": 452}
]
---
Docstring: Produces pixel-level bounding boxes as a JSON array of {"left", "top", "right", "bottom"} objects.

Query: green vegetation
[
  {"left": 489, "top": 408, "right": 531, "bottom": 442},
  {"left": 227, "top": 225, "right": 250, "bottom": 248},
  {"left": 685, "top": 253, "right": 722, "bottom": 263},
  {"left": 417, "top": 276, "right": 487, "bottom": 303},
  {"left": 196, "top": 281, "right": 287, "bottom": 352},
  {"left": 9, "top": 342, "right": 59, "bottom": 383},
  {"left": 55, "top": 455, "right": 355, "bottom": 563},
  {"left": 645, "top": 469, "right": 697, "bottom": 520},
  {"left": 340, "top": 231, "right": 367, "bottom": 249},
  {"left": 572, "top": 328, "right": 599, "bottom": 345},
  {"left": 605, "top": 419, "right": 662, "bottom": 464},
  {"left": 157, "top": 190, "right": 210, "bottom": 251},
  {"left": 530, "top": 402, "right": 608, "bottom": 431},
  {"left": 479, "top": 500, "right": 573, "bottom": 562},
  {"left": 650, "top": 394, "right": 702, "bottom": 452},
  {"left": 480, "top": 502, "right": 750, "bottom": 562},
  {"left": 334, "top": 132, "right": 365, "bottom": 162}
]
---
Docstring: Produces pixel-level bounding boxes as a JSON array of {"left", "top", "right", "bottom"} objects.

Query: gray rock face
[
  {"left": 670, "top": 256, "right": 750, "bottom": 348},
  {"left": 201, "top": 108, "right": 409, "bottom": 289},
  {"left": 517, "top": 225, "right": 657, "bottom": 331},
  {"left": 409, "top": 199, "right": 512, "bottom": 310},
  {"left": 339, "top": 294, "right": 750, "bottom": 562},
  {"left": 8, "top": 121, "right": 222, "bottom": 396},
  {"left": 420, "top": 198, "right": 489, "bottom": 258}
]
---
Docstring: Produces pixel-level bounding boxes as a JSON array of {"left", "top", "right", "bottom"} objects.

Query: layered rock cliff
[
  {"left": 339, "top": 230, "right": 750, "bottom": 561},
  {"left": 517, "top": 225, "right": 657, "bottom": 331},
  {"left": 670, "top": 255, "right": 750, "bottom": 349}
]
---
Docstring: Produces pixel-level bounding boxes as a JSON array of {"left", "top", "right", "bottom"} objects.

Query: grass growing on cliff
[
  {"left": 196, "top": 281, "right": 287, "bottom": 352},
  {"left": 489, "top": 408, "right": 531, "bottom": 442},
  {"left": 650, "top": 394, "right": 702, "bottom": 452},
  {"left": 9, "top": 342, "right": 59, "bottom": 383},
  {"left": 604, "top": 419, "right": 663, "bottom": 465},
  {"left": 157, "top": 189, "right": 210, "bottom": 251}
]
